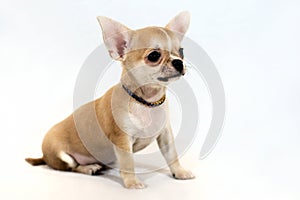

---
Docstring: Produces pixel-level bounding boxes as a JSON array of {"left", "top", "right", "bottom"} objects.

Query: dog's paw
[
  {"left": 86, "top": 164, "right": 103, "bottom": 175},
  {"left": 172, "top": 168, "right": 195, "bottom": 180},
  {"left": 73, "top": 163, "right": 103, "bottom": 175},
  {"left": 124, "top": 179, "right": 146, "bottom": 189}
]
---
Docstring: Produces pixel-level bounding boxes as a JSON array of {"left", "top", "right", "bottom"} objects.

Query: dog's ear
[
  {"left": 97, "top": 16, "right": 131, "bottom": 60},
  {"left": 166, "top": 11, "right": 190, "bottom": 41}
]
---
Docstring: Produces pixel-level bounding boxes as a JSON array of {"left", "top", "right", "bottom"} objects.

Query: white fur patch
[
  {"left": 59, "top": 151, "right": 77, "bottom": 168},
  {"left": 125, "top": 102, "right": 167, "bottom": 138}
]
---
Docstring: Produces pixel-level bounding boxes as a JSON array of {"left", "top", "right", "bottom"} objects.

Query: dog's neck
[
  {"left": 121, "top": 71, "right": 166, "bottom": 103},
  {"left": 134, "top": 85, "right": 166, "bottom": 102}
]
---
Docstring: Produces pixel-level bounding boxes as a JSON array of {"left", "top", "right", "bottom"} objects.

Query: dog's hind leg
[{"left": 59, "top": 151, "right": 102, "bottom": 175}]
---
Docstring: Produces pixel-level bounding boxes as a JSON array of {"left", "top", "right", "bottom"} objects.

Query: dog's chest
[{"left": 128, "top": 102, "right": 167, "bottom": 138}]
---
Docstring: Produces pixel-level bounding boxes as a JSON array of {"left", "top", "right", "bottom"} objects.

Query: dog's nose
[{"left": 172, "top": 59, "right": 184, "bottom": 74}]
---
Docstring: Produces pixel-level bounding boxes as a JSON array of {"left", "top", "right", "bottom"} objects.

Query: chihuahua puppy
[{"left": 26, "top": 11, "right": 194, "bottom": 189}]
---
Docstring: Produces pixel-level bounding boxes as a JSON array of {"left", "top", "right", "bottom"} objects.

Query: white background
[{"left": 1, "top": 0, "right": 300, "bottom": 199}]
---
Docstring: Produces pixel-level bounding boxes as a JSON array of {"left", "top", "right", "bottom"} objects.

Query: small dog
[{"left": 26, "top": 11, "right": 194, "bottom": 189}]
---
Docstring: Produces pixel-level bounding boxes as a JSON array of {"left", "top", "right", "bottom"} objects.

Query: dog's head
[{"left": 97, "top": 11, "right": 190, "bottom": 86}]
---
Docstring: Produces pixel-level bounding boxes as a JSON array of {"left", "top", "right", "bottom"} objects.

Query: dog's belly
[{"left": 72, "top": 153, "right": 99, "bottom": 165}]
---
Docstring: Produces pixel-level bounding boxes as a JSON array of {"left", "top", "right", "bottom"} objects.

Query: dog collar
[{"left": 122, "top": 85, "right": 166, "bottom": 107}]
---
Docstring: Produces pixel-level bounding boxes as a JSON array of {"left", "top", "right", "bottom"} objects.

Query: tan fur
[
  {"left": 25, "top": 157, "right": 45, "bottom": 166},
  {"left": 26, "top": 11, "right": 194, "bottom": 189}
]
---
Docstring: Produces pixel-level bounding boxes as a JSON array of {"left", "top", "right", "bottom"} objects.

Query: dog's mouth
[{"left": 157, "top": 73, "right": 182, "bottom": 82}]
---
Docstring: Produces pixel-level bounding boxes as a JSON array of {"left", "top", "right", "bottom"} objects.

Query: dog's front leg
[
  {"left": 113, "top": 144, "right": 145, "bottom": 189},
  {"left": 157, "top": 126, "right": 195, "bottom": 180}
]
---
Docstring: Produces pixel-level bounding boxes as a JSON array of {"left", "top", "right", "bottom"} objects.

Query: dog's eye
[
  {"left": 179, "top": 47, "right": 184, "bottom": 59},
  {"left": 147, "top": 51, "right": 161, "bottom": 62}
]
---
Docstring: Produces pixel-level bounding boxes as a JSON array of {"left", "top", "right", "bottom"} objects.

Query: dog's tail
[{"left": 25, "top": 157, "right": 46, "bottom": 166}]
